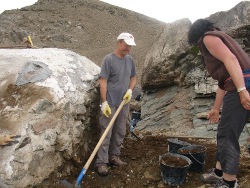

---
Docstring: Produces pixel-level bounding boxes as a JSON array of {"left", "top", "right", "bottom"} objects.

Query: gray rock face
[
  {"left": 141, "top": 18, "right": 192, "bottom": 90},
  {"left": 209, "top": 1, "right": 250, "bottom": 35},
  {"left": 137, "top": 1, "right": 250, "bottom": 144},
  {"left": 0, "top": 48, "right": 100, "bottom": 187}
]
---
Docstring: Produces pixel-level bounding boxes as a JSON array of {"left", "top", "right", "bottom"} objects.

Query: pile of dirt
[{"left": 63, "top": 134, "right": 250, "bottom": 188}]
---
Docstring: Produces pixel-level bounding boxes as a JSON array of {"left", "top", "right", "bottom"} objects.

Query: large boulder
[
  {"left": 141, "top": 18, "right": 192, "bottom": 90},
  {"left": 0, "top": 48, "right": 100, "bottom": 187}
]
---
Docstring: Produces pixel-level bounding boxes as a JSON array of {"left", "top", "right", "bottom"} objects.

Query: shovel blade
[{"left": 60, "top": 180, "right": 74, "bottom": 188}]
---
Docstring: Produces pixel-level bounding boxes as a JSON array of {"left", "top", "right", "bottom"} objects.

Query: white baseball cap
[{"left": 117, "top": 32, "right": 136, "bottom": 46}]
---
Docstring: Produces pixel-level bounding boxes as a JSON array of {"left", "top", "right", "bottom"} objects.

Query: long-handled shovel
[{"left": 75, "top": 99, "right": 126, "bottom": 188}]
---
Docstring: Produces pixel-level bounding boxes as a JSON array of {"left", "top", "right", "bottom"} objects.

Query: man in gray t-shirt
[{"left": 95, "top": 33, "right": 137, "bottom": 176}]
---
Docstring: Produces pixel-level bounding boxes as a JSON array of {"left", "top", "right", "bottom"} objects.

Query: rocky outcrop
[
  {"left": 141, "top": 18, "right": 192, "bottom": 90},
  {"left": 136, "top": 1, "right": 250, "bottom": 144},
  {"left": 209, "top": 1, "right": 250, "bottom": 37},
  {"left": 0, "top": 48, "right": 100, "bottom": 187}
]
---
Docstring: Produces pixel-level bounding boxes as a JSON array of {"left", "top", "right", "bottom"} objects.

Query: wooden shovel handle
[{"left": 83, "top": 99, "right": 126, "bottom": 170}]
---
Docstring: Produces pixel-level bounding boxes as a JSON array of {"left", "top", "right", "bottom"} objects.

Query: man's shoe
[
  {"left": 97, "top": 164, "right": 109, "bottom": 176},
  {"left": 211, "top": 179, "right": 239, "bottom": 188},
  {"left": 201, "top": 168, "right": 223, "bottom": 183},
  {"left": 109, "top": 156, "right": 127, "bottom": 167}
]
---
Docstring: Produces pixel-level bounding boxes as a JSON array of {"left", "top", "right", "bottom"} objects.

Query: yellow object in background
[{"left": 27, "top": 35, "right": 33, "bottom": 46}]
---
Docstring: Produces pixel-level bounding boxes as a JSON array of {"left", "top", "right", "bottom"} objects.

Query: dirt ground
[{"left": 65, "top": 134, "right": 250, "bottom": 188}]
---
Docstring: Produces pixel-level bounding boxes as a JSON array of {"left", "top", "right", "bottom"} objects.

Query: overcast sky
[
  {"left": 101, "top": 0, "right": 247, "bottom": 23},
  {"left": 0, "top": 0, "right": 248, "bottom": 23},
  {"left": 0, "top": 0, "right": 37, "bottom": 14}
]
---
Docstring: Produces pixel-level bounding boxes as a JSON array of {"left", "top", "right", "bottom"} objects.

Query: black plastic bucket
[
  {"left": 178, "top": 145, "right": 207, "bottom": 172},
  {"left": 159, "top": 152, "right": 192, "bottom": 186},
  {"left": 167, "top": 138, "right": 192, "bottom": 153}
]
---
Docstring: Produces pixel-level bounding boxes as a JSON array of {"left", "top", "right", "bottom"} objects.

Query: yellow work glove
[
  {"left": 101, "top": 101, "right": 111, "bottom": 118},
  {"left": 123, "top": 89, "right": 132, "bottom": 104}
]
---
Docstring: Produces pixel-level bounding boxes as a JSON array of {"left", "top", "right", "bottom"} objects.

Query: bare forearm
[
  {"left": 99, "top": 78, "right": 107, "bottom": 103},
  {"left": 213, "top": 87, "right": 226, "bottom": 111},
  {"left": 129, "top": 76, "right": 136, "bottom": 90}
]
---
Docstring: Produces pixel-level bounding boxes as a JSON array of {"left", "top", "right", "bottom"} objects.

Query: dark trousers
[{"left": 216, "top": 89, "right": 250, "bottom": 174}]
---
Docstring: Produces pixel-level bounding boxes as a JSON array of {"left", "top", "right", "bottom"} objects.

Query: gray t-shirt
[{"left": 100, "top": 52, "right": 136, "bottom": 107}]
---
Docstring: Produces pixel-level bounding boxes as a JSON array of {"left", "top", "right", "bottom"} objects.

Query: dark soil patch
[
  {"left": 160, "top": 153, "right": 190, "bottom": 168},
  {"left": 0, "top": 83, "right": 53, "bottom": 133},
  {"left": 66, "top": 134, "right": 250, "bottom": 188}
]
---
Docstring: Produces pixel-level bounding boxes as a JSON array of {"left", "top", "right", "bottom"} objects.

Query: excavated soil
[
  {"left": 62, "top": 134, "right": 250, "bottom": 188},
  {"left": 160, "top": 154, "right": 190, "bottom": 168}
]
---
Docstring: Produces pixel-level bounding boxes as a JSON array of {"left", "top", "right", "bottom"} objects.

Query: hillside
[{"left": 0, "top": 0, "right": 167, "bottom": 85}]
